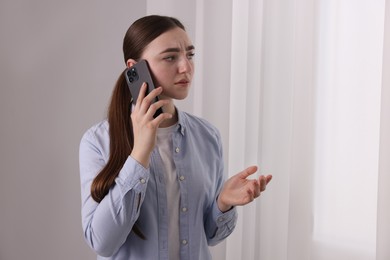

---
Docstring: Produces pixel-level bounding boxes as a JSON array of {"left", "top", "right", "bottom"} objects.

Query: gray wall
[{"left": 0, "top": 1, "right": 146, "bottom": 259}]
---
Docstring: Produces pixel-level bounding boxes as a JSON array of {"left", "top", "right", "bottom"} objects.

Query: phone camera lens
[{"left": 127, "top": 68, "right": 139, "bottom": 83}]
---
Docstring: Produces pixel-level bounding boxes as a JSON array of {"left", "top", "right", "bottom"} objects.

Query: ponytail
[
  {"left": 90, "top": 70, "right": 146, "bottom": 239},
  {"left": 91, "top": 70, "right": 132, "bottom": 202}
]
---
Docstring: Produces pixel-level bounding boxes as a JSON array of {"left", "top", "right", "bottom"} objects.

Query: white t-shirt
[{"left": 156, "top": 124, "right": 180, "bottom": 260}]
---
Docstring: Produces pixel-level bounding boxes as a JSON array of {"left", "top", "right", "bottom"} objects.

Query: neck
[{"left": 159, "top": 101, "right": 178, "bottom": 128}]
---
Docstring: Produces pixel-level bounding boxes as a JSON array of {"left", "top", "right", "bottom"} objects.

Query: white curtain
[{"left": 147, "top": 0, "right": 390, "bottom": 259}]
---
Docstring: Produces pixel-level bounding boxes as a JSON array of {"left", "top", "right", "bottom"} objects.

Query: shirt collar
[{"left": 176, "top": 108, "right": 186, "bottom": 136}]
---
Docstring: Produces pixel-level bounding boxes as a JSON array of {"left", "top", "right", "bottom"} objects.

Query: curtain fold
[
  {"left": 226, "top": 2, "right": 250, "bottom": 260},
  {"left": 285, "top": 0, "right": 316, "bottom": 258},
  {"left": 226, "top": 0, "right": 264, "bottom": 259}
]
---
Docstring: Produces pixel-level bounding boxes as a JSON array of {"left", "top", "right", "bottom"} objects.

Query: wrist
[
  {"left": 130, "top": 150, "right": 151, "bottom": 168},
  {"left": 217, "top": 196, "right": 232, "bottom": 213}
]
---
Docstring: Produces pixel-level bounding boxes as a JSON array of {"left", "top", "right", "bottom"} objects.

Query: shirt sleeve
[
  {"left": 203, "top": 129, "right": 238, "bottom": 246},
  {"left": 79, "top": 129, "right": 149, "bottom": 257},
  {"left": 205, "top": 199, "right": 238, "bottom": 246}
]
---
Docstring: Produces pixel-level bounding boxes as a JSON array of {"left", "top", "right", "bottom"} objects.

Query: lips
[{"left": 175, "top": 79, "right": 190, "bottom": 85}]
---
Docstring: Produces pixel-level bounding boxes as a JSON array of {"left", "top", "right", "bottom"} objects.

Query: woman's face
[{"left": 138, "top": 27, "right": 195, "bottom": 101}]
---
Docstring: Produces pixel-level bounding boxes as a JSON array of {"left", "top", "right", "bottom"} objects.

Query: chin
[
  {"left": 162, "top": 90, "right": 190, "bottom": 100},
  {"left": 160, "top": 96, "right": 188, "bottom": 101},
  {"left": 176, "top": 92, "right": 190, "bottom": 100},
  {"left": 174, "top": 96, "right": 188, "bottom": 101}
]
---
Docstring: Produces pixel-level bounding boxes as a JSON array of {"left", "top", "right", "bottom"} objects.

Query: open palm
[{"left": 217, "top": 166, "right": 272, "bottom": 212}]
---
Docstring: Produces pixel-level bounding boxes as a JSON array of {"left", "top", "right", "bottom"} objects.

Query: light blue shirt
[{"left": 79, "top": 110, "right": 237, "bottom": 260}]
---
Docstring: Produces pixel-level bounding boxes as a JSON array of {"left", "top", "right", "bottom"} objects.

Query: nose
[{"left": 178, "top": 56, "right": 193, "bottom": 74}]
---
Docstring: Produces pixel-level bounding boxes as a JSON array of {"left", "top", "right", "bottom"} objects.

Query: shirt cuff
[
  {"left": 211, "top": 199, "right": 237, "bottom": 227},
  {"left": 115, "top": 156, "right": 150, "bottom": 195}
]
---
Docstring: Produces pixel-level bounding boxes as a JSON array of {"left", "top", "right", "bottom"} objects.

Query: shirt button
[
  {"left": 218, "top": 217, "right": 225, "bottom": 222},
  {"left": 175, "top": 147, "right": 180, "bottom": 153},
  {"left": 140, "top": 178, "right": 146, "bottom": 184},
  {"left": 179, "top": 175, "right": 185, "bottom": 181},
  {"left": 182, "top": 239, "right": 188, "bottom": 245},
  {"left": 182, "top": 207, "right": 187, "bottom": 212}
]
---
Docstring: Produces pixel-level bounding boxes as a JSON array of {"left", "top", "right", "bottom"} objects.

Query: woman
[{"left": 79, "top": 15, "right": 272, "bottom": 260}]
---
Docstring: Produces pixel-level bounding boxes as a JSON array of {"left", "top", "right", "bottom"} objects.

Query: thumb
[{"left": 238, "top": 166, "right": 258, "bottom": 179}]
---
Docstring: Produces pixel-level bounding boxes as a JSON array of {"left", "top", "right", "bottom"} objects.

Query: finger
[
  {"left": 266, "top": 175, "right": 273, "bottom": 184},
  {"left": 246, "top": 188, "right": 255, "bottom": 202},
  {"left": 252, "top": 180, "right": 261, "bottom": 198},
  {"left": 238, "top": 166, "right": 258, "bottom": 179},
  {"left": 145, "top": 99, "right": 170, "bottom": 119},
  {"left": 151, "top": 112, "right": 173, "bottom": 127},
  {"left": 259, "top": 175, "right": 267, "bottom": 191},
  {"left": 259, "top": 175, "right": 273, "bottom": 192},
  {"left": 139, "top": 86, "right": 163, "bottom": 114},
  {"left": 143, "top": 86, "right": 163, "bottom": 105},
  {"left": 135, "top": 83, "right": 148, "bottom": 110}
]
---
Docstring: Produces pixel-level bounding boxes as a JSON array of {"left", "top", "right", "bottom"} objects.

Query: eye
[
  {"left": 187, "top": 52, "right": 195, "bottom": 60},
  {"left": 163, "top": 55, "right": 176, "bottom": 62}
]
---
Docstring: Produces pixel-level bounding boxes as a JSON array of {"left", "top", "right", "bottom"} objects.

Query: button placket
[{"left": 172, "top": 133, "right": 190, "bottom": 252}]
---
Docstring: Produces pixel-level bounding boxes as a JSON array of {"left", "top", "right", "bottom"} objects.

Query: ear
[{"left": 126, "top": 59, "right": 137, "bottom": 68}]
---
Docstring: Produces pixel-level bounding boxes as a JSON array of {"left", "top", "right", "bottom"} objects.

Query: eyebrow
[{"left": 160, "top": 45, "right": 195, "bottom": 54}]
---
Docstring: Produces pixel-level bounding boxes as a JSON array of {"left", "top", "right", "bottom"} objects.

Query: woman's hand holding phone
[{"left": 130, "top": 83, "right": 172, "bottom": 168}]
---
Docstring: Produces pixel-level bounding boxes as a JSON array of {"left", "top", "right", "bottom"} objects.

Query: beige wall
[{"left": 0, "top": 1, "right": 146, "bottom": 259}]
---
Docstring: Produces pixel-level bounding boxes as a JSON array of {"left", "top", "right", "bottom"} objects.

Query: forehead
[{"left": 142, "top": 27, "right": 193, "bottom": 55}]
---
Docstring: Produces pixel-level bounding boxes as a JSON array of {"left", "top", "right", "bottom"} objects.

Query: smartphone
[{"left": 125, "top": 60, "right": 162, "bottom": 118}]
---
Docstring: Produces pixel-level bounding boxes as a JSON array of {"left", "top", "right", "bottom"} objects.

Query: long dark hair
[{"left": 90, "top": 15, "right": 185, "bottom": 238}]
